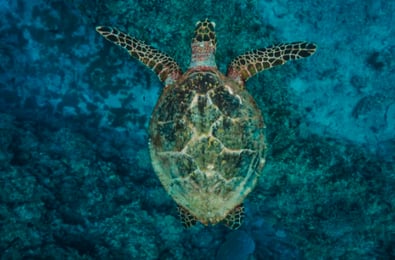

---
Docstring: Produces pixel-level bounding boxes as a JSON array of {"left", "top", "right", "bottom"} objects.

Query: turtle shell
[{"left": 149, "top": 69, "right": 266, "bottom": 226}]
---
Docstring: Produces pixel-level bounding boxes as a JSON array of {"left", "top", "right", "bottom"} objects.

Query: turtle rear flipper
[
  {"left": 177, "top": 206, "right": 198, "bottom": 228},
  {"left": 222, "top": 204, "right": 245, "bottom": 230},
  {"left": 227, "top": 42, "right": 317, "bottom": 85},
  {"left": 96, "top": 26, "right": 182, "bottom": 84}
]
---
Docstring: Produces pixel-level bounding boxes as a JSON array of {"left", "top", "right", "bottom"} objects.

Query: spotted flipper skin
[
  {"left": 222, "top": 204, "right": 245, "bottom": 230},
  {"left": 227, "top": 42, "right": 317, "bottom": 84},
  {"left": 178, "top": 206, "right": 197, "bottom": 228},
  {"left": 96, "top": 26, "right": 182, "bottom": 84}
]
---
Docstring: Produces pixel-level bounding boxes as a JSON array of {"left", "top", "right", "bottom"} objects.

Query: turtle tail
[
  {"left": 96, "top": 26, "right": 182, "bottom": 84},
  {"left": 227, "top": 42, "right": 317, "bottom": 85}
]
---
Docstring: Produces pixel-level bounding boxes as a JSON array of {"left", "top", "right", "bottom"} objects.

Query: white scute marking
[{"left": 225, "top": 84, "right": 242, "bottom": 105}]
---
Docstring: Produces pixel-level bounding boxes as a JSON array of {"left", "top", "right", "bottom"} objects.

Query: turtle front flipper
[
  {"left": 222, "top": 204, "right": 245, "bottom": 230},
  {"left": 96, "top": 26, "right": 182, "bottom": 84},
  {"left": 227, "top": 42, "right": 317, "bottom": 85}
]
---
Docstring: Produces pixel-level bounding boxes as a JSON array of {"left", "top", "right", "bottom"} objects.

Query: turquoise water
[{"left": 0, "top": 0, "right": 394, "bottom": 258}]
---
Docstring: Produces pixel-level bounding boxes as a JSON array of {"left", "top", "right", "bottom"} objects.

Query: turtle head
[{"left": 189, "top": 19, "right": 217, "bottom": 69}]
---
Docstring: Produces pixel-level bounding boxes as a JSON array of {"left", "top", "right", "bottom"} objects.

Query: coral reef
[{"left": 0, "top": 0, "right": 394, "bottom": 259}]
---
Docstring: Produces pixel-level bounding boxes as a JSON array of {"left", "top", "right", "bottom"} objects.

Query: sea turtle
[{"left": 96, "top": 19, "right": 316, "bottom": 229}]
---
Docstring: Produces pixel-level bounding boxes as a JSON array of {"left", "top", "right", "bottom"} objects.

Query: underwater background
[{"left": 0, "top": 0, "right": 394, "bottom": 259}]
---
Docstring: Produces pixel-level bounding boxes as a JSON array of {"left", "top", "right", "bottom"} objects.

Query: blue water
[{"left": 0, "top": 0, "right": 394, "bottom": 258}]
